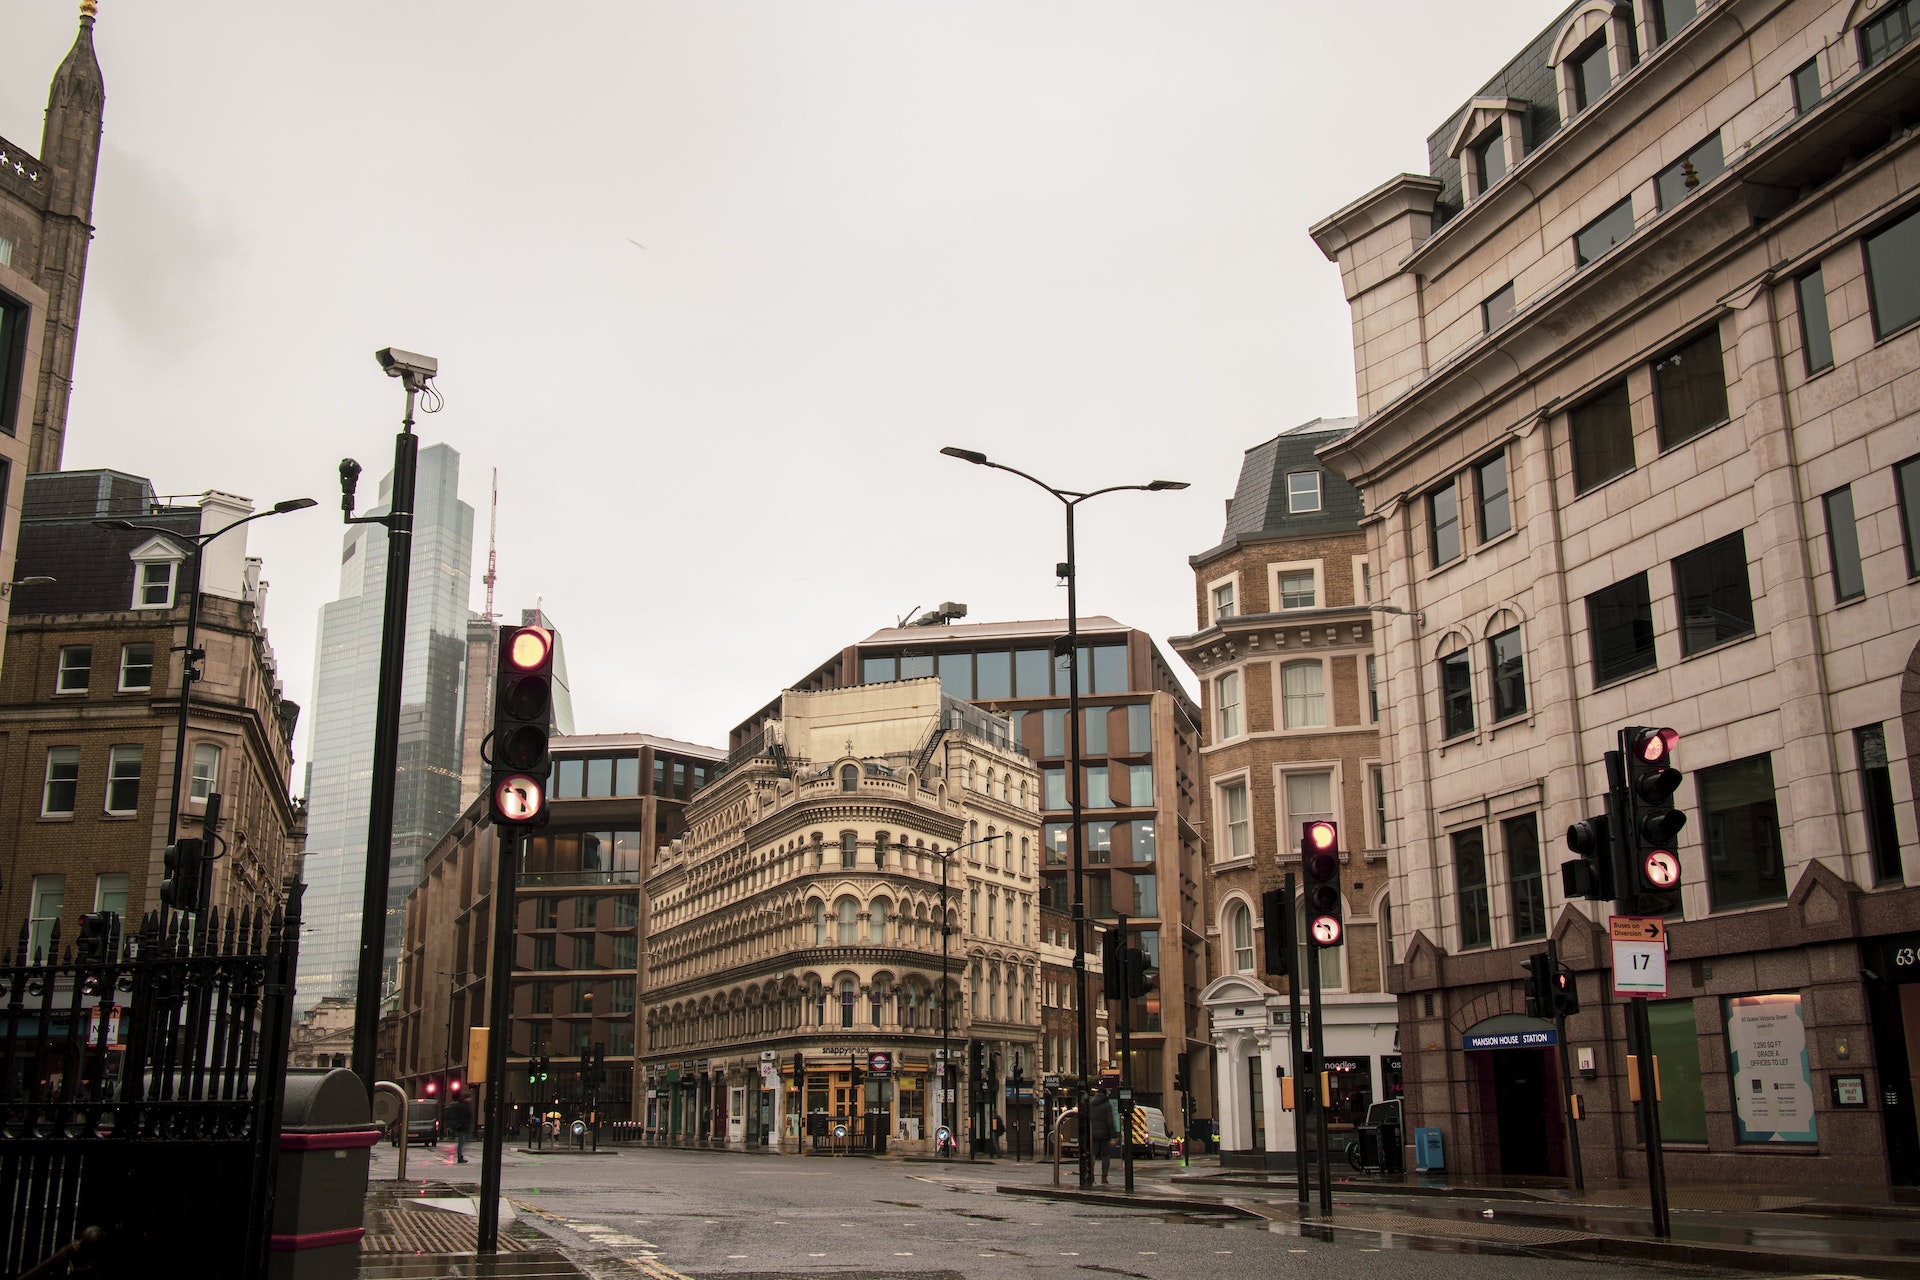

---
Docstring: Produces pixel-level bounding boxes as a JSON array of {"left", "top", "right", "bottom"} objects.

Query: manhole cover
[{"left": 362, "top": 1207, "right": 529, "bottom": 1253}]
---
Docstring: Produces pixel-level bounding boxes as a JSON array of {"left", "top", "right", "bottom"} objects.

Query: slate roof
[
  {"left": 10, "top": 469, "right": 201, "bottom": 616},
  {"left": 1190, "top": 417, "right": 1361, "bottom": 565}
]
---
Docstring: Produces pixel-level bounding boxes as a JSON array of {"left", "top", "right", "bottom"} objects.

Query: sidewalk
[{"left": 355, "top": 1144, "right": 588, "bottom": 1279}]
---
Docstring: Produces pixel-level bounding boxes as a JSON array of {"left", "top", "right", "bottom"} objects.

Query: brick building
[
  {"left": 1, "top": 470, "right": 305, "bottom": 945},
  {"left": 1170, "top": 419, "right": 1399, "bottom": 1163},
  {"left": 1313, "top": 0, "right": 1920, "bottom": 1187}
]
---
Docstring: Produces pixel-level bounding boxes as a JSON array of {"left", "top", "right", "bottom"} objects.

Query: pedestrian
[
  {"left": 1088, "top": 1094, "right": 1117, "bottom": 1184},
  {"left": 447, "top": 1096, "right": 472, "bottom": 1164},
  {"left": 991, "top": 1112, "right": 1004, "bottom": 1156}
]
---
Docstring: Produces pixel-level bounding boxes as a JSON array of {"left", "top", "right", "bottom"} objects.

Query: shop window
[{"left": 1646, "top": 998, "right": 1707, "bottom": 1143}]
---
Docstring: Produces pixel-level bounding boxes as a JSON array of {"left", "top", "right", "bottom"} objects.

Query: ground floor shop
[{"left": 1201, "top": 974, "right": 1400, "bottom": 1167}]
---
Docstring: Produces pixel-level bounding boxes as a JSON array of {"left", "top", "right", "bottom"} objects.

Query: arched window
[
  {"left": 1229, "top": 902, "right": 1254, "bottom": 973},
  {"left": 840, "top": 831, "right": 857, "bottom": 869},
  {"left": 1021, "top": 838, "right": 1030, "bottom": 875},
  {"left": 836, "top": 897, "right": 858, "bottom": 944},
  {"left": 987, "top": 826, "right": 998, "bottom": 864},
  {"left": 838, "top": 978, "right": 857, "bottom": 1028},
  {"left": 988, "top": 892, "right": 999, "bottom": 939},
  {"left": 870, "top": 897, "right": 890, "bottom": 945},
  {"left": 811, "top": 900, "right": 827, "bottom": 946},
  {"left": 1380, "top": 895, "right": 1396, "bottom": 972},
  {"left": 871, "top": 984, "right": 884, "bottom": 1025},
  {"left": 988, "top": 965, "right": 1001, "bottom": 1020},
  {"left": 841, "top": 764, "right": 859, "bottom": 792}
]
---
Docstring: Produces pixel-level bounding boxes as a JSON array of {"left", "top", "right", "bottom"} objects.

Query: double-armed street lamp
[{"left": 938, "top": 446, "right": 1186, "bottom": 1189}]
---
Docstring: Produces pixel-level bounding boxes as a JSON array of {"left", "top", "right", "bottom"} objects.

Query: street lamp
[
  {"left": 938, "top": 446, "right": 1186, "bottom": 1189},
  {"left": 930, "top": 831, "right": 1001, "bottom": 1161},
  {"left": 94, "top": 498, "right": 318, "bottom": 856}
]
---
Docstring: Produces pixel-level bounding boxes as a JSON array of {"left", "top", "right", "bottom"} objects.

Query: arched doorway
[{"left": 1461, "top": 1014, "right": 1565, "bottom": 1178}]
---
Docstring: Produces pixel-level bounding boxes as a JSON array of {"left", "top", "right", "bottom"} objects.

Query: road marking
[
  {"left": 1139, "top": 1251, "right": 1158, "bottom": 1256},
  {"left": 1060, "top": 1252, "right": 1079, "bottom": 1256},
  {"left": 625, "top": 1259, "right": 694, "bottom": 1280},
  {"left": 808, "top": 1252, "right": 826, "bottom": 1258},
  {"left": 894, "top": 1252, "right": 913, "bottom": 1256},
  {"left": 727, "top": 1255, "right": 748, "bottom": 1259}
]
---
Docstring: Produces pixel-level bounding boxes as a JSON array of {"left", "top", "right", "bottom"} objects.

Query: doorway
[
  {"left": 1472, "top": 1048, "right": 1565, "bottom": 1177},
  {"left": 1867, "top": 935, "right": 1920, "bottom": 1186}
]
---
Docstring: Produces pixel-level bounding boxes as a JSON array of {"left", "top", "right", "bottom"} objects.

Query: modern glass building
[{"left": 296, "top": 442, "right": 476, "bottom": 1015}]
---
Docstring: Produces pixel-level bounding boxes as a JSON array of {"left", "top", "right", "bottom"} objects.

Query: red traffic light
[
  {"left": 449, "top": 1078, "right": 462, "bottom": 1095},
  {"left": 1305, "top": 820, "right": 1338, "bottom": 852},
  {"left": 507, "top": 625, "right": 552, "bottom": 671},
  {"left": 495, "top": 774, "right": 546, "bottom": 821},
  {"left": 424, "top": 1079, "right": 438, "bottom": 1096},
  {"left": 1628, "top": 726, "right": 1680, "bottom": 765},
  {"left": 1642, "top": 849, "right": 1681, "bottom": 889},
  {"left": 1309, "top": 915, "right": 1344, "bottom": 946}
]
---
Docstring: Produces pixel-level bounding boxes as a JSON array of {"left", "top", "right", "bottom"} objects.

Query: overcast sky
[{"left": 3, "top": 1, "right": 1558, "bottom": 779}]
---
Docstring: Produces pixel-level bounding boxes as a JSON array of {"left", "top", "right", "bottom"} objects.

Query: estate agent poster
[{"left": 1724, "top": 993, "right": 1817, "bottom": 1144}]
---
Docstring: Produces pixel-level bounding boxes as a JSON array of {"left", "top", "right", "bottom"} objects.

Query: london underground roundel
[
  {"left": 495, "top": 774, "right": 545, "bottom": 822},
  {"left": 1310, "top": 915, "right": 1344, "bottom": 946},
  {"left": 1643, "top": 849, "right": 1680, "bottom": 890}
]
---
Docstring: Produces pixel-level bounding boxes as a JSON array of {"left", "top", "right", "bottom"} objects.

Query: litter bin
[
  {"left": 271, "top": 1068, "right": 381, "bottom": 1280},
  {"left": 1413, "top": 1126, "right": 1444, "bottom": 1172}
]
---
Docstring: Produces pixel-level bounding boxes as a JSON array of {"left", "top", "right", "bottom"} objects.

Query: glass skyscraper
[{"left": 297, "top": 442, "right": 475, "bottom": 1015}]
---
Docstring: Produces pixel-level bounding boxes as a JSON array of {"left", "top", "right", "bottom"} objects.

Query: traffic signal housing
[
  {"left": 1551, "top": 962, "right": 1580, "bottom": 1017},
  {"left": 489, "top": 622, "right": 556, "bottom": 827},
  {"left": 161, "top": 838, "right": 208, "bottom": 915},
  {"left": 1261, "top": 887, "right": 1291, "bottom": 975},
  {"left": 1301, "top": 821, "right": 1344, "bottom": 948},
  {"left": 793, "top": 1052, "right": 806, "bottom": 1092},
  {"left": 1561, "top": 814, "right": 1616, "bottom": 902},
  {"left": 1123, "top": 947, "right": 1154, "bottom": 999},
  {"left": 1102, "top": 921, "right": 1126, "bottom": 1000},
  {"left": 1521, "top": 952, "right": 1553, "bottom": 1019},
  {"left": 1622, "top": 726, "right": 1685, "bottom": 908}
]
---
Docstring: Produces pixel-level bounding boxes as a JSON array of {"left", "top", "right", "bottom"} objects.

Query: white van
[{"left": 1131, "top": 1105, "right": 1174, "bottom": 1159}]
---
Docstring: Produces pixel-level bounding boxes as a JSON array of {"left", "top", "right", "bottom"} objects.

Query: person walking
[
  {"left": 1088, "top": 1093, "right": 1117, "bottom": 1184},
  {"left": 447, "top": 1095, "right": 472, "bottom": 1164}
]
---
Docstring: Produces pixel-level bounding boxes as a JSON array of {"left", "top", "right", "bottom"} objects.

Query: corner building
[
  {"left": 642, "top": 680, "right": 1041, "bottom": 1153},
  {"left": 1313, "top": 0, "right": 1920, "bottom": 1187}
]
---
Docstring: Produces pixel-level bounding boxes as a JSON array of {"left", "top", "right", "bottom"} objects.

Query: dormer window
[
  {"left": 1552, "top": 3, "right": 1634, "bottom": 121},
  {"left": 1572, "top": 38, "right": 1611, "bottom": 109},
  {"left": 1473, "top": 129, "right": 1507, "bottom": 192},
  {"left": 1448, "top": 98, "right": 1527, "bottom": 202},
  {"left": 1287, "top": 470, "right": 1323, "bottom": 513},
  {"left": 129, "top": 537, "right": 185, "bottom": 611}
]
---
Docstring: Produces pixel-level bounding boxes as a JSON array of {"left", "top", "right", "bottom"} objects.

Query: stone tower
[{"left": 29, "top": 1, "right": 106, "bottom": 474}]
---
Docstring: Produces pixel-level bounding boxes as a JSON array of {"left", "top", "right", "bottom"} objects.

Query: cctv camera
[{"left": 374, "top": 347, "right": 439, "bottom": 385}]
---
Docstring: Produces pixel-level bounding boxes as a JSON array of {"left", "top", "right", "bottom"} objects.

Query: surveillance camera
[{"left": 374, "top": 347, "right": 439, "bottom": 384}]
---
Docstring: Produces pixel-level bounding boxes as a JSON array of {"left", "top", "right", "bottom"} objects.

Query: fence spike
[
  {"left": 15, "top": 917, "right": 29, "bottom": 966},
  {"left": 222, "top": 906, "right": 238, "bottom": 956},
  {"left": 237, "top": 905, "right": 254, "bottom": 955}
]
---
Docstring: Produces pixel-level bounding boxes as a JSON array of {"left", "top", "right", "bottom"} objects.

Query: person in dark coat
[
  {"left": 446, "top": 1097, "right": 472, "bottom": 1163},
  {"left": 1087, "top": 1095, "right": 1117, "bottom": 1184}
]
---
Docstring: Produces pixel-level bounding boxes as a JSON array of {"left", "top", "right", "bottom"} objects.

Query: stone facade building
[
  {"left": 0, "top": 471, "right": 305, "bottom": 943},
  {"left": 641, "top": 680, "right": 1041, "bottom": 1153},
  {"left": 1313, "top": 0, "right": 1920, "bottom": 1187},
  {"left": 1171, "top": 419, "right": 1400, "bottom": 1164}
]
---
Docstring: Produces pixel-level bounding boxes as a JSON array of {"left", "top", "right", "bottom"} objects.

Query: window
[
  {"left": 1858, "top": 725, "right": 1906, "bottom": 886},
  {"left": 1439, "top": 647, "right": 1474, "bottom": 738},
  {"left": 1505, "top": 815, "right": 1546, "bottom": 941},
  {"left": 1083, "top": 706, "right": 1108, "bottom": 755},
  {"left": 1229, "top": 902, "right": 1254, "bottom": 973},
  {"left": 1570, "top": 380, "right": 1634, "bottom": 491},
  {"left": 1652, "top": 326, "right": 1730, "bottom": 449},
  {"left": 1652, "top": 0, "right": 1696, "bottom": 43},
  {"left": 1588, "top": 573, "right": 1657, "bottom": 683},
  {"left": 1086, "top": 766, "right": 1113, "bottom": 809},
  {"left": 1454, "top": 828, "right": 1491, "bottom": 949},
  {"left": 1655, "top": 134, "right": 1724, "bottom": 211},
  {"left": 1488, "top": 626, "right": 1527, "bottom": 721},
  {"left": 1219, "top": 780, "right": 1251, "bottom": 860},
  {"left": 1862, "top": 0, "right": 1920, "bottom": 68},
  {"left": 93, "top": 872, "right": 128, "bottom": 918},
  {"left": 1867, "top": 207, "right": 1920, "bottom": 337},
  {"left": 862, "top": 654, "right": 897, "bottom": 684},
  {"left": 1287, "top": 470, "right": 1322, "bottom": 513},
  {"left": 1370, "top": 765, "right": 1388, "bottom": 848},
  {"left": 1575, "top": 198, "right": 1635, "bottom": 266},
  {"left": 1281, "top": 661, "right": 1325, "bottom": 729},
  {"left": 118, "top": 643, "right": 154, "bottom": 692},
  {"left": 1130, "top": 819, "right": 1157, "bottom": 862},
  {"left": 1380, "top": 895, "right": 1395, "bottom": 970},
  {"left": 840, "top": 764, "right": 858, "bottom": 793},
  {"left": 1214, "top": 671, "right": 1241, "bottom": 740},
  {"left": 811, "top": 900, "right": 827, "bottom": 945},
  {"left": 1211, "top": 579, "right": 1237, "bottom": 623},
  {"left": 987, "top": 894, "right": 998, "bottom": 939},
  {"left": 1483, "top": 282, "right": 1516, "bottom": 332},
  {"left": 1824, "top": 487, "right": 1866, "bottom": 602},
  {"left": 1571, "top": 36, "right": 1611, "bottom": 109},
  {"left": 29, "top": 875, "right": 65, "bottom": 962},
  {"left": 1014, "top": 648, "right": 1050, "bottom": 696},
  {"left": 1366, "top": 654, "right": 1380, "bottom": 723},
  {"left": 1276, "top": 569, "right": 1317, "bottom": 610},
  {"left": 1043, "top": 768, "right": 1066, "bottom": 811},
  {"left": 839, "top": 831, "right": 857, "bottom": 869},
  {"left": 42, "top": 746, "right": 79, "bottom": 816},
  {"left": 1702, "top": 754, "right": 1785, "bottom": 910},
  {"left": 871, "top": 898, "right": 889, "bottom": 944},
  {"left": 975, "top": 650, "right": 1012, "bottom": 699},
  {"left": 136, "top": 561, "right": 176, "bottom": 609},
  {"left": 938, "top": 651, "right": 973, "bottom": 700},
  {"left": 1127, "top": 704, "right": 1151, "bottom": 753},
  {"left": 1472, "top": 127, "right": 1507, "bottom": 192},
  {"left": 1790, "top": 58, "right": 1821, "bottom": 115},
  {"left": 190, "top": 743, "right": 221, "bottom": 803},
  {"left": 1043, "top": 708, "right": 1066, "bottom": 757},
  {"left": 836, "top": 897, "right": 858, "bottom": 944},
  {"left": 1470, "top": 453, "right": 1511, "bottom": 543},
  {"left": 1674, "top": 532, "right": 1754, "bottom": 654},
  {"left": 1429, "top": 480, "right": 1461, "bottom": 566},
  {"left": 1901, "top": 455, "right": 1920, "bottom": 577},
  {"left": 56, "top": 645, "right": 91, "bottom": 694},
  {"left": 1127, "top": 763, "right": 1154, "bottom": 807},
  {"left": 1284, "top": 771, "right": 1334, "bottom": 848},
  {"left": 1797, "top": 267, "right": 1833, "bottom": 374},
  {"left": 840, "top": 979, "right": 856, "bottom": 1028}
]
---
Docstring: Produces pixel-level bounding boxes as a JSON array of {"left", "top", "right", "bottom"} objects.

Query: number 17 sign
[{"left": 1610, "top": 915, "right": 1668, "bottom": 997}]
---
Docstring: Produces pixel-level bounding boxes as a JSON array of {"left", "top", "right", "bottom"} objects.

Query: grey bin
[{"left": 270, "top": 1068, "right": 381, "bottom": 1280}]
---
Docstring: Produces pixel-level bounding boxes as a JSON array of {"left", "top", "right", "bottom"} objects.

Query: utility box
[
  {"left": 1413, "top": 1126, "right": 1444, "bottom": 1172},
  {"left": 270, "top": 1068, "right": 381, "bottom": 1280}
]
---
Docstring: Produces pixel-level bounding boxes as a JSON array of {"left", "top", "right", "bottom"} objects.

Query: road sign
[
  {"left": 760, "top": 1049, "right": 776, "bottom": 1061},
  {"left": 1612, "top": 940, "right": 1668, "bottom": 997},
  {"left": 1609, "top": 915, "right": 1665, "bottom": 942}
]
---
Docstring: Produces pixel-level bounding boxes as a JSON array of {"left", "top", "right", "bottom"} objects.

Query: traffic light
[
  {"left": 1101, "top": 920, "right": 1126, "bottom": 1000},
  {"left": 449, "top": 1076, "right": 463, "bottom": 1097},
  {"left": 793, "top": 1052, "right": 806, "bottom": 1091},
  {"left": 1301, "top": 821, "right": 1343, "bottom": 948},
  {"left": 489, "top": 622, "right": 556, "bottom": 827},
  {"left": 1123, "top": 948, "right": 1153, "bottom": 999},
  {"left": 161, "top": 838, "right": 208, "bottom": 914},
  {"left": 969, "top": 1041, "right": 983, "bottom": 1093},
  {"left": 1174, "top": 1053, "right": 1189, "bottom": 1094},
  {"left": 850, "top": 1051, "right": 863, "bottom": 1089},
  {"left": 1622, "top": 726, "right": 1686, "bottom": 908},
  {"left": 1551, "top": 962, "right": 1580, "bottom": 1017},
  {"left": 424, "top": 1078, "right": 439, "bottom": 1097},
  {"left": 76, "top": 911, "right": 117, "bottom": 964},
  {"left": 1561, "top": 813, "right": 1615, "bottom": 902},
  {"left": 1261, "top": 887, "right": 1292, "bottom": 974},
  {"left": 1521, "top": 953, "right": 1553, "bottom": 1019}
]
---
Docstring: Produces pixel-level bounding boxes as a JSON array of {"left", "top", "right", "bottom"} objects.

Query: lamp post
[
  {"left": 94, "top": 499, "right": 318, "bottom": 856},
  {"left": 932, "top": 831, "right": 1001, "bottom": 1160},
  {"left": 437, "top": 969, "right": 466, "bottom": 1141},
  {"left": 938, "top": 446, "right": 1186, "bottom": 1188}
]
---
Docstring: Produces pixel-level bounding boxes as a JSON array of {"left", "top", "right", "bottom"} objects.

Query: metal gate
[{"left": 0, "top": 893, "right": 300, "bottom": 1278}]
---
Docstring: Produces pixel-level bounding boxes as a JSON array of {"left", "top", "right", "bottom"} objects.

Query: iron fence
[{"left": 0, "top": 894, "right": 299, "bottom": 1279}]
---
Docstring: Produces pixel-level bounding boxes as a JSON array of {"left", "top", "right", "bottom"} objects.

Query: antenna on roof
[{"left": 482, "top": 467, "right": 498, "bottom": 622}]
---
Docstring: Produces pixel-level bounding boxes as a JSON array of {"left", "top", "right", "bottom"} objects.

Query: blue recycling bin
[{"left": 1414, "top": 1126, "right": 1444, "bottom": 1171}]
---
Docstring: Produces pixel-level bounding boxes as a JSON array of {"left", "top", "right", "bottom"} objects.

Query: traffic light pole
[
  {"left": 477, "top": 828, "right": 520, "bottom": 1253},
  {"left": 1608, "top": 745, "right": 1670, "bottom": 1238},
  {"left": 1117, "top": 912, "right": 1135, "bottom": 1193},
  {"left": 1285, "top": 874, "right": 1307, "bottom": 1210},
  {"left": 1547, "top": 937, "right": 1584, "bottom": 1193},
  {"left": 1307, "top": 922, "right": 1332, "bottom": 1217}
]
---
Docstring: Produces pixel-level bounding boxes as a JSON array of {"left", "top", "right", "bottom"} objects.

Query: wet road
[{"left": 374, "top": 1144, "right": 1745, "bottom": 1279}]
